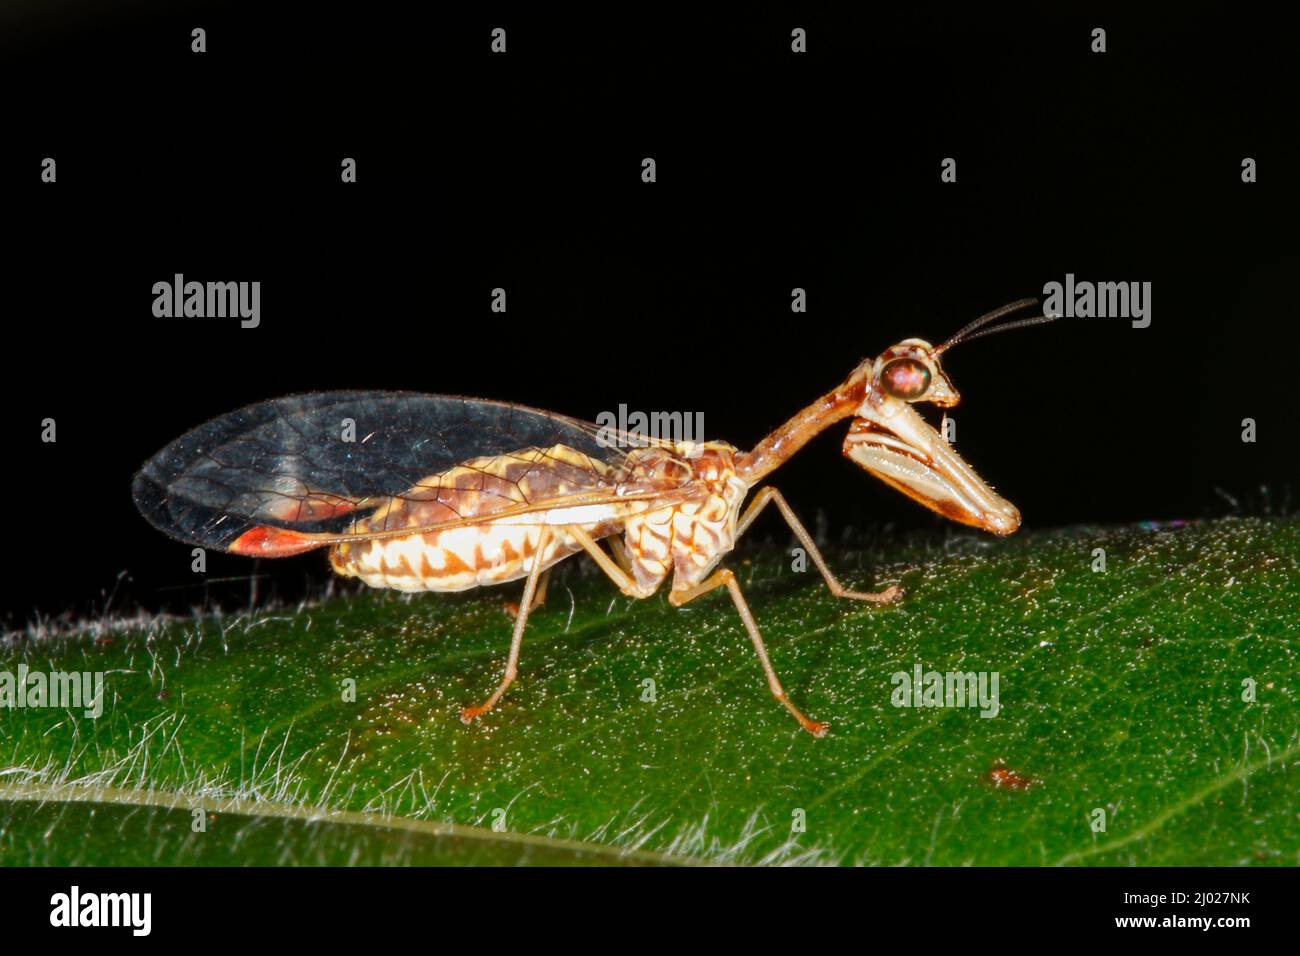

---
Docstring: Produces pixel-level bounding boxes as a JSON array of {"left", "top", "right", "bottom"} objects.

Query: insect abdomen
[
  {"left": 330, "top": 524, "right": 584, "bottom": 593},
  {"left": 328, "top": 444, "right": 615, "bottom": 592}
]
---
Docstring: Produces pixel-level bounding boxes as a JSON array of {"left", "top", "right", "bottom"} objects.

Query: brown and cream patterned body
[
  {"left": 328, "top": 441, "right": 750, "bottom": 596},
  {"left": 616, "top": 444, "right": 750, "bottom": 596}
]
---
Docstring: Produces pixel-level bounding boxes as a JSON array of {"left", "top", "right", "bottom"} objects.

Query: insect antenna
[{"left": 934, "top": 297, "right": 1057, "bottom": 355}]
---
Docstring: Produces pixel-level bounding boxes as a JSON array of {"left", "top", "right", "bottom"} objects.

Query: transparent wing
[{"left": 133, "top": 391, "right": 660, "bottom": 552}]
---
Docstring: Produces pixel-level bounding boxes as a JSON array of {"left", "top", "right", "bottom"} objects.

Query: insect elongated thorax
[{"left": 328, "top": 441, "right": 749, "bottom": 596}]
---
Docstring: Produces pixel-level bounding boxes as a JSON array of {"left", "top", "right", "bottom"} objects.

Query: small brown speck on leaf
[{"left": 985, "top": 759, "right": 1037, "bottom": 791}]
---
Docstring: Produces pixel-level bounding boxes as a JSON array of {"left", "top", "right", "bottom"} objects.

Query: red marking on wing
[{"left": 229, "top": 526, "right": 326, "bottom": 557}]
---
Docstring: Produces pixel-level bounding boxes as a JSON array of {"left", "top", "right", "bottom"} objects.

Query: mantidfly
[{"left": 134, "top": 298, "right": 1055, "bottom": 736}]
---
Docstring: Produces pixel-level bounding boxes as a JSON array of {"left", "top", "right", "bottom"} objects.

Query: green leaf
[{"left": 2, "top": 516, "right": 1297, "bottom": 865}]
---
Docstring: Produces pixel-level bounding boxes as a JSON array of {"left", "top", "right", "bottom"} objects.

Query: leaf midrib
[{"left": 0, "top": 781, "right": 701, "bottom": 866}]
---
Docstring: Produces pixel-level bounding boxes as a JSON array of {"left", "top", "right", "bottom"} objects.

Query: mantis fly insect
[{"left": 134, "top": 298, "right": 1055, "bottom": 736}]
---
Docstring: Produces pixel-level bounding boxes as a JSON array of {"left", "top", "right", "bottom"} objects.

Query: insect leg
[
  {"left": 460, "top": 526, "right": 553, "bottom": 723},
  {"left": 668, "top": 569, "right": 828, "bottom": 737},
  {"left": 738, "top": 487, "right": 903, "bottom": 604},
  {"left": 504, "top": 568, "right": 552, "bottom": 620},
  {"left": 566, "top": 526, "right": 658, "bottom": 598},
  {"left": 606, "top": 535, "right": 634, "bottom": 576}
]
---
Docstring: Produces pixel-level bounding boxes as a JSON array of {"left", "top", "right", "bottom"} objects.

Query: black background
[{"left": 3, "top": 3, "right": 1297, "bottom": 625}]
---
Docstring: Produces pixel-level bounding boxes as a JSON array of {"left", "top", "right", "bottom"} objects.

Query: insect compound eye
[{"left": 879, "top": 357, "right": 932, "bottom": 400}]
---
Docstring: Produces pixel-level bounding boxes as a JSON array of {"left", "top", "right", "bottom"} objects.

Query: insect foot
[
  {"left": 833, "top": 583, "right": 905, "bottom": 605},
  {"left": 778, "top": 695, "right": 830, "bottom": 737},
  {"left": 871, "top": 584, "right": 906, "bottom": 604}
]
